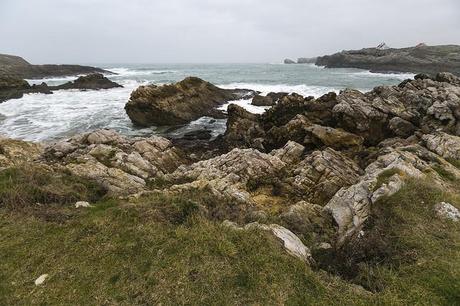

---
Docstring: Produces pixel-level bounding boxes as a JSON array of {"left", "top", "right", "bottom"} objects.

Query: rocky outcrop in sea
[
  {"left": 0, "top": 53, "right": 112, "bottom": 79},
  {"left": 0, "top": 73, "right": 123, "bottom": 103},
  {"left": 315, "top": 44, "right": 460, "bottom": 75},
  {"left": 125, "top": 76, "right": 255, "bottom": 126}
]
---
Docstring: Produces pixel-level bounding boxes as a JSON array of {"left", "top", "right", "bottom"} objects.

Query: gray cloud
[{"left": 0, "top": 0, "right": 459, "bottom": 63}]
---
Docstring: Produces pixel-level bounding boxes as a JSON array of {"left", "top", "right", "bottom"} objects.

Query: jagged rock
[
  {"left": 324, "top": 145, "right": 460, "bottom": 246},
  {"left": 270, "top": 141, "right": 305, "bottom": 164},
  {"left": 0, "top": 136, "right": 43, "bottom": 168},
  {"left": 332, "top": 77, "right": 460, "bottom": 144},
  {"left": 422, "top": 132, "right": 460, "bottom": 160},
  {"left": 43, "top": 129, "right": 184, "bottom": 196},
  {"left": 165, "top": 148, "right": 285, "bottom": 204},
  {"left": 304, "top": 124, "right": 363, "bottom": 150},
  {"left": 284, "top": 59, "right": 296, "bottom": 64},
  {"left": 52, "top": 73, "right": 122, "bottom": 90},
  {"left": 125, "top": 77, "right": 254, "bottom": 126},
  {"left": 224, "top": 104, "right": 265, "bottom": 150},
  {"left": 285, "top": 148, "right": 363, "bottom": 204},
  {"left": 434, "top": 202, "right": 460, "bottom": 221}
]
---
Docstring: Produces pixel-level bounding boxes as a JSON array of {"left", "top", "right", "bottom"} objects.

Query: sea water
[{"left": 0, "top": 63, "right": 413, "bottom": 142}]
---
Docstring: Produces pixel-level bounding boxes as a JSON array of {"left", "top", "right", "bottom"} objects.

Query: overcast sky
[{"left": 1, "top": 0, "right": 459, "bottom": 64}]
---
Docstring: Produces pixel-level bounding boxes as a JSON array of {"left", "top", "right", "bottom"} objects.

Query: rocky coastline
[
  {"left": 288, "top": 44, "right": 460, "bottom": 76},
  {"left": 3, "top": 71, "right": 460, "bottom": 248},
  {"left": 1, "top": 71, "right": 459, "bottom": 304},
  {"left": 0, "top": 73, "right": 122, "bottom": 103},
  {"left": 0, "top": 53, "right": 112, "bottom": 79}
]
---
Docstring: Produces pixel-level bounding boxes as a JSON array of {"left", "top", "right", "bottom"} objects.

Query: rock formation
[
  {"left": 0, "top": 74, "right": 122, "bottom": 103},
  {"left": 0, "top": 53, "right": 112, "bottom": 79},
  {"left": 43, "top": 129, "right": 185, "bottom": 195},
  {"left": 315, "top": 44, "right": 460, "bottom": 75},
  {"left": 52, "top": 73, "right": 123, "bottom": 90},
  {"left": 0, "top": 76, "right": 51, "bottom": 103},
  {"left": 251, "top": 92, "right": 288, "bottom": 106},
  {"left": 125, "top": 77, "right": 255, "bottom": 126}
]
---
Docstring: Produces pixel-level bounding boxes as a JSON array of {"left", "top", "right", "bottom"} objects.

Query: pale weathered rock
[
  {"left": 224, "top": 221, "right": 312, "bottom": 263},
  {"left": 166, "top": 148, "right": 285, "bottom": 204},
  {"left": 285, "top": 148, "right": 363, "bottom": 204},
  {"left": 270, "top": 224, "right": 312, "bottom": 263},
  {"left": 34, "top": 274, "right": 48, "bottom": 286},
  {"left": 270, "top": 141, "right": 305, "bottom": 164},
  {"left": 434, "top": 202, "right": 460, "bottom": 221},
  {"left": 75, "top": 201, "right": 92, "bottom": 208},
  {"left": 43, "top": 129, "right": 184, "bottom": 196},
  {"left": 325, "top": 147, "right": 432, "bottom": 245},
  {"left": 422, "top": 132, "right": 460, "bottom": 160}
]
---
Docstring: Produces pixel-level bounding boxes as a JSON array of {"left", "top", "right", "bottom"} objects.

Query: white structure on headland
[{"left": 376, "top": 42, "right": 390, "bottom": 50}]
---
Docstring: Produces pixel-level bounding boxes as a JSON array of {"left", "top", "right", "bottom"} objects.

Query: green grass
[
  {"left": 0, "top": 166, "right": 459, "bottom": 305},
  {"left": 0, "top": 200, "right": 371, "bottom": 305},
  {"left": 0, "top": 165, "right": 105, "bottom": 210}
]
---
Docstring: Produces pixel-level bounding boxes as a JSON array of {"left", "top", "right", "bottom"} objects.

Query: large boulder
[{"left": 125, "top": 77, "right": 253, "bottom": 126}]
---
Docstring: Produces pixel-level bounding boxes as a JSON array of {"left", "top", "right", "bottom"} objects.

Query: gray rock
[{"left": 434, "top": 202, "right": 460, "bottom": 221}]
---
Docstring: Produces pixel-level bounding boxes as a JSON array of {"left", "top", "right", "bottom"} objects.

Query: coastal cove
[{"left": 0, "top": 63, "right": 413, "bottom": 142}]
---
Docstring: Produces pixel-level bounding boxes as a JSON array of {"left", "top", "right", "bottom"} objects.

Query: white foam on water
[
  {"left": 108, "top": 67, "right": 177, "bottom": 76},
  {"left": 219, "top": 83, "right": 338, "bottom": 98},
  {"left": 348, "top": 70, "right": 415, "bottom": 80},
  {"left": 218, "top": 99, "right": 269, "bottom": 114},
  {"left": 0, "top": 83, "right": 140, "bottom": 142}
]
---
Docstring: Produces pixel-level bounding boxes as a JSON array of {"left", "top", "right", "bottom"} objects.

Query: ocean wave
[
  {"left": 349, "top": 70, "right": 415, "bottom": 80},
  {"left": 108, "top": 67, "right": 177, "bottom": 76},
  {"left": 219, "top": 83, "right": 338, "bottom": 97}
]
